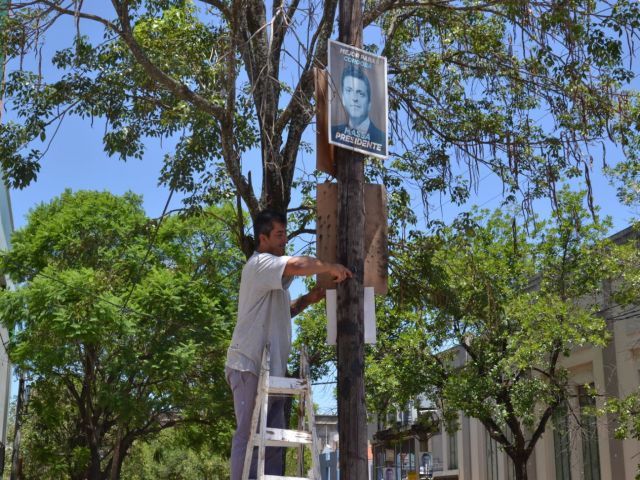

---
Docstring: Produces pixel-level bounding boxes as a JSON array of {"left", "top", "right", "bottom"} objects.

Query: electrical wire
[{"left": 119, "top": 188, "right": 175, "bottom": 316}]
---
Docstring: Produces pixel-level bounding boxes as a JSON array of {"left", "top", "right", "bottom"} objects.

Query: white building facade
[
  {"left": 0, "top": 183, "right": 12, "bottom": 462},
  {"left": 0, "top": 1, "right": 15, "bottom": 465}
]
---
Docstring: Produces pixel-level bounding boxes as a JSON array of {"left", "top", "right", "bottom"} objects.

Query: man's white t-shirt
[{"left": 226, "top": 252, "right": 293, "bottom": 377}]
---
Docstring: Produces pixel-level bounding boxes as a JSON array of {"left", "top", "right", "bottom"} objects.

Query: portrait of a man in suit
[{"left": 331, "top": 64, "right": 386, "bottom": 152}]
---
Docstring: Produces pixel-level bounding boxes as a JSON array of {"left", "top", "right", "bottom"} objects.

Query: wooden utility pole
[{"left": 336, "top": 0, "right": 368, "bottom": 477}]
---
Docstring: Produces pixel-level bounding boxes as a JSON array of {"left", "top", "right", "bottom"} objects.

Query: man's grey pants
[{"left": 227, "top": 368, "right": 285, "bottom": 480}]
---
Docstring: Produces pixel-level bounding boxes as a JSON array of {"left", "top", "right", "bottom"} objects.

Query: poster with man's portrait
[{"left": 328, "top": 40, "right": 388, "bottom": 159}]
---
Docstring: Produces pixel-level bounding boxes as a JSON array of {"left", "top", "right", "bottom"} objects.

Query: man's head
[
  {"left": 340, "top": 65, "right": 372, "bottom": 127},
  {"left": 254, "top": 210, "right": 287, "bottom": 256}
]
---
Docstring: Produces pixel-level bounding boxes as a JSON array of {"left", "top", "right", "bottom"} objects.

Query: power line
[
  {"left": 119, "top": 188, "right": 175, "bottom": 315},
  {"left": 35, "top": 271, "right": 155, "bottom": 320}
]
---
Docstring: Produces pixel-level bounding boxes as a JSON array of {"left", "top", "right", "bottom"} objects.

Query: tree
[
  {"left": 380, "top": 190, "right": 627, "bottom": 480},
  {"left": 119, "top": 427, "right": 230, "bottom": 480},
  {"left": 0, "top": 190, "right": 243, "bottom": 479},
  {"left": 1, "top": 1, "right": 639, "bottom": 244}
]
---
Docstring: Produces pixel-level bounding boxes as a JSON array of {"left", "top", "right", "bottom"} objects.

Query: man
[
  {"left": 226, "top": 210, "right": 352, "bottom": 479},
  {"left": 331, "top": 64, "right": 386, "bottom": 154}
]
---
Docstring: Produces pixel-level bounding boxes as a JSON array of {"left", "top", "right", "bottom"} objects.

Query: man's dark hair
[
  {"left": 254, "top": 210, "right": 287, "bottom": 242},
  {"left": 341, "top": 64, "right": 371, "bottom": 100}
]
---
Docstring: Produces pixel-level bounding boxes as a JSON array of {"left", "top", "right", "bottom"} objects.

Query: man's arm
[
  {"left": 283, "top": 256, "right": 352, "bottom": 283},
  {"left": 290, "top": 286, "right": 325, "bottom": 318}
]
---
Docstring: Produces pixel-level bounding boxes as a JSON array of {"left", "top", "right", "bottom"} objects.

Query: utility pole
[{"left": 336, "top": 0, "right": 368, "bottom": 477}]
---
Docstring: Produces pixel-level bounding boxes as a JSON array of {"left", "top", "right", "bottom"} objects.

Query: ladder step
[
  {"left": 257, "top": 428, "right": 312, "bottom": 447},
  {"left": 243, "top": 347, "right": 319, "bottom": 480},
  {"left": 268, "top": 376, "right": 308, "bottom": 394}
]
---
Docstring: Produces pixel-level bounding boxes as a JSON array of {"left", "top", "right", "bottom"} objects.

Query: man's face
[
  {"left": 341, "top": 75, "right": 370, "bottom": 126},
  {"left": 259, "top": 221, "right": 287, "bottom": 256}
]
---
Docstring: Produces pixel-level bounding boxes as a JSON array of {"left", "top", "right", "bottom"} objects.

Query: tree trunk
[
  {"left": 88, "top": 448, "right": 103, "bottom": 480},
  {"left": 108, "top": 433, "right": 131, "bottom": 480},
  {"left": 513, "top": 458, "right": 528, "bottom": 480},
  {"left": 10, "top": 373, "right": 25, "bottom": 480},
  {"left": 109, "top": 427, "right": 123, "bottom": 480},
  {"left": 0, "top": 441, "right": 5, "bottom": 477}
]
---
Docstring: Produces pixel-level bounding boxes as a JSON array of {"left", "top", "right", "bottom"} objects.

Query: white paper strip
[
  {"left": 326, "top": 289, "right": 337, "bottom": 345},
  {"left": 325, "top": 288, "right": 376, "bottom": 344},
  {"left": 364, "top": 287, "right": 376, "bottom": 344}
]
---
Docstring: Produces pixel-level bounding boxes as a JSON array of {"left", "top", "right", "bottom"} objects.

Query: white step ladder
[{"left": 242, "top": 345, "right": 321, "bottom": 480}]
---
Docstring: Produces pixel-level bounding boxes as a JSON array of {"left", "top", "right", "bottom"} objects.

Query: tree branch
[
  {"left": 111, "top": 0, "right": 227, "bottom": 121},
  {"left": 364, "top": 0, "right": 513, "bottom": 26},
  {"left": 27, "top": 0, "right": 118, "bottom": 31},
  {"left": 288, "top": 227, "right": 316, "bottom": 238},
  {"left": 197, "top": 0, "right": 232, "bottom": 21},
  {"left": 218, "top": 11, "right": 259, "bottom": 217}
]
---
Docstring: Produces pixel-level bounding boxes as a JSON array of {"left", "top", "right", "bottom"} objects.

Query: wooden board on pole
[
  {"left": 316, "top": 183, "right": 388, "bottom": 294},
  {"left": 315, "top": 68, "right": 335, "bottom": 176}
]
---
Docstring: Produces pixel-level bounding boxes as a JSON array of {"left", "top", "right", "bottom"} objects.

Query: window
[
  {"left": 553, "top": 402, "right": 572, "bottom": 480},
  {"left": 373, "top": 445, "right": 384, "bottom": 479},
  {"left": 401, "top": 409, "right": 409, "bottom": 426},
  {"left": 485, "top": 427, "right": 516, "bottom": 480},
  {"left": 397, "top": 438, "right": 416, "bottom": 477},
  {"left": 448, "top": 430, "right": 458, "bottom": 470},
  {"left": 579, "top": 385, "right": 601, "bottom": 480},
  {"left": 486, "top": 429, "right": 499, "bottom": 480},
  {"left": 374, "top": 440, "right": 416, "bottom": 480},
  {"left": 431, "top": 431, "right": 444, "bottom": 472},
  {"left": 504, "top": 428, "right": 516, "bottom": 480},
  {"left": 506, "top": 458, "right": 516, "bottom": 480}
]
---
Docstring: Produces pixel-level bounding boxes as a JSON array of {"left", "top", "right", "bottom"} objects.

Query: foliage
[
  {"left": 606, "top": 159, "right": 640, "bottom": 207},
  {"left": 609, "top": 222, "right": 640, "bottom": 305},
  {"left": 120, "top": 427, "right": 230, "bottom": 480},
  {"left": 602, "top": 387, "right": 640, "bottom": 480},
  {"left": 293, "top": 302, "right": 336, "bottom": 382},
  {"left": 284, "top": 441, "right": 311, "bottom": 478},
  {"left": 1, "top": 1, "right": 640, "bottom": 246},
  {"left": 0, "top": 190, "right": 243, "bottom": 479}
]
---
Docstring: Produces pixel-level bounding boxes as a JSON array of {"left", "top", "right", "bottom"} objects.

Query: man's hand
[
  {"left": 305, "top": 286, "right": 326, "bottom": 304},
  {"left": 327, "top": 263, "right": 352, "bottom": 283},
  {"left": 288, "top": 265, "right": 351, "bottom": 317},
  {"left": 291, "top": 286, "right": 327, "bottom": 318}
]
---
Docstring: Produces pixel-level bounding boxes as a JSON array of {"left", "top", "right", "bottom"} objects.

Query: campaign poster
[{"left": 328, "top": 40, "right": 388, "bottom": 159}]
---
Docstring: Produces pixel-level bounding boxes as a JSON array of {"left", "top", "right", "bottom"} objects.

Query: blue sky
[{"left": 3, "top": 4, "right": 638, "bottom": 415}]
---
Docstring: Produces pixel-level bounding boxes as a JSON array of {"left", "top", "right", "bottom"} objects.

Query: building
[
  {"left": 0, "top": 1, "right": 15, "bottom": 468},
  {"left": 371, "top": 226, "right": 640, "bottom": 480},
  {"left": 0, "top": 183, "right": 12, "bottom": 467},
  {"left": 317, "top": 415, "right": 339, "bottom": 479},
  {"left": 316, "top": 414, "right": 380, "bottom": 480}
]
